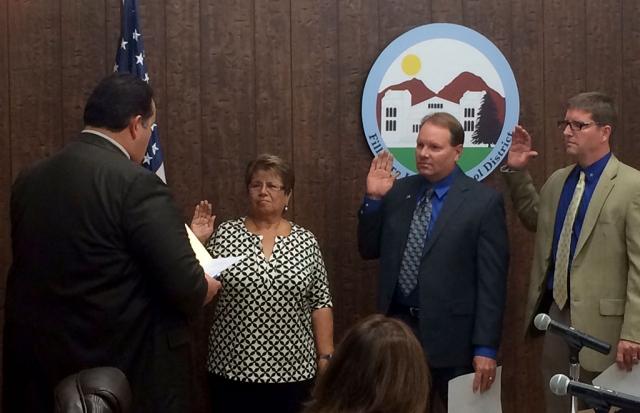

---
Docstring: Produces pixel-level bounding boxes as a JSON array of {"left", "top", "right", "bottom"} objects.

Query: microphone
[
  {"left": 550, "top": 374, "right": 640, "bottom": 412},
  {"left": 534, "top": 313, "right": 611, "bottom": 355}
]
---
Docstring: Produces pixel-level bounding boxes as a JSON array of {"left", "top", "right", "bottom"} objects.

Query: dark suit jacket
[
  {"left": 358, "top": 171, "right": 509, "bottom": 368},
  {"left": 3, "top": 133, "right": 208, "bottom": 413}
]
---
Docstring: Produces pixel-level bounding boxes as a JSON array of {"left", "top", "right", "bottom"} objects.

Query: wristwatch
[{"left": 318, "top": 353, "right": 332, "bottom": 361}]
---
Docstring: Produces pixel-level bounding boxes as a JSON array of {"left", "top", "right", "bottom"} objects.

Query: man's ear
[
  {"left": 454, "top": 144, "right": 464, "bottom": 162},
  {"left": 129, "top": 115, "right": 143, "bottom": 140},
  {"left": 601, "top": 125, "right": 612, "bottom": 142}
]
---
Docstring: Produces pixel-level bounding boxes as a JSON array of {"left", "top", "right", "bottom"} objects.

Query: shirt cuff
[
  {"left": 474, "top": 346, "right": 497, "bottom": 359},
  {"left": 499, "top": 164, "right": 519, "bottom": 174},
  {"left": 360, "top": 196, "right": 382, "bottom": 214}
]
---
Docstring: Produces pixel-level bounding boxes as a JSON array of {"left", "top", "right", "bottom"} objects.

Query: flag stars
[
  {"left": 132, "top": 29, "right": 141, "bottom": 41},
  {"left": 151, "top": 123, "right": 157, "bottom": 132},
  {"left": 143, "top": 72, "right": 150, "bottom": 83},
  {"left": 120, "top": 39, "right": 128, "bottom": 50},
  {"left": 136, "top": 53, "right": 144, "bottom": 65},
  {"left": 151, "top": 143, "right": 159, "bottom": 155},
  {"left": 143, "top": 153, "right": 152, "bottom": 165},
  {"left": 113, "top": 63, "right": 118, "bottom": 73}
]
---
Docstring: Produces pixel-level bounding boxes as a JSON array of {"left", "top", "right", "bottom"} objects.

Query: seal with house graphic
[{"left": 362, "top": 23, "right": 519, "bottom": 181}]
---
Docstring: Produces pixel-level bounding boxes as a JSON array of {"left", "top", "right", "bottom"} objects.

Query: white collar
[{"left": 82, "top": 129, "right": 131, "bottom": 159}]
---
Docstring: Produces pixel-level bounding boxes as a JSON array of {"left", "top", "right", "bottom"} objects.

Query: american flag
[{"left": 114, "top": 0, "right": 166, "bottom": 183}]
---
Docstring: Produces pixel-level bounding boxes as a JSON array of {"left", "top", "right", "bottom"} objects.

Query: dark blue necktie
[{"left": 397, "top": 186, "right": 434, "bottom": 296}]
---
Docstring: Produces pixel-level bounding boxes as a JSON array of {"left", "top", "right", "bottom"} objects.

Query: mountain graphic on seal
[{"left": 376, "top": 71, "right": 505, "bottom": 130}]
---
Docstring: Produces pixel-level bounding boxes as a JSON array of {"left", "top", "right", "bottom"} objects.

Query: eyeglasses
[
  {"left": 248, "top": 182, "right": 285, "bottom": 193},
  {"left": 557, "top": 120, "right": 600, "bottom": 131}
]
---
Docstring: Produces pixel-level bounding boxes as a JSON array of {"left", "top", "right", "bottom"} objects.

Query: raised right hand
[
  {"left": 507, "top": 125, "right": 539, "bottom": 170},
  {"left": 190, "top": 200, "right": 215, "bottom": 244},
  {"left": 366, "top": 151, "right": 400, "bottom": 200}
]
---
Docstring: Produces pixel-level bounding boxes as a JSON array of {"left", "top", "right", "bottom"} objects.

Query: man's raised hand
[
  {"left": 507, "top": 125, "right": 539, "bottom": 170},
  {"left": 366, "top": 151, "right": 400, "bottom": 200}
]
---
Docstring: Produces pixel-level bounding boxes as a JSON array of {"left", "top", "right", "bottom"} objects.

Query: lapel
[
  {"left": 422, "top": 172, "right": 470, "bottom": 257},
  {"left": 573, "top": 155, "right": 618, "bottom": 258},
  {"left": 546, "top": 166, "right": 574, "bottom": 232},
  {"left": 394, "top": 176, "right": 424, "bottom": 265}
]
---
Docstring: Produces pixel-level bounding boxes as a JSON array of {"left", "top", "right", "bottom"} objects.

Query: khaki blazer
[{"left": 503, "top": 155, "right": 640, "bottom": 372}]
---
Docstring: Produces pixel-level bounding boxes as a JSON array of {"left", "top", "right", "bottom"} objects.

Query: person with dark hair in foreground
[
  {"left": 3, "top": 73, "right": 221, "bottom": 413},
  {"left": 303, "top": 314, "right": 430, "bottom": 413}
]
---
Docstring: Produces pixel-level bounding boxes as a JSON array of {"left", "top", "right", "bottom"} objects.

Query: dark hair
[
  {"left": 567, "top": 92, "right": 617, "bottom": 133},
  {"left": 420, "top": 112, "right": 465, "bottom": 146},
  {"left": 83, "top": 73, "right": 154, "bottom": 132},
  {"left": 245, "top": 154, "right": 295, "bottom": 195},
  {"left": 303, "top": 315, "right": 430, "bottom": 413}
]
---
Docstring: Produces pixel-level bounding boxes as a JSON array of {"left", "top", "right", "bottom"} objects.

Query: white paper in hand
[
  {"left": 184, "top": 225, "right": 244, "bottom": 278},
  {"left": 203, "top": 256, "right": 244, "bottom": 279},
  {"left": 185, "top": 225, "right": 214, "bottom": 267},
  {"left": 448, "top": 366, "right": 502, "bottom": 413},
  {"left": 593, "top": 363, "right": 640, "bottom": 397}
]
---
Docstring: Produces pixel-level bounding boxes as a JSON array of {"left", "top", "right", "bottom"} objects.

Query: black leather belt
[{"left": 390, "top": 302, "right": 420, "bottom": 318}]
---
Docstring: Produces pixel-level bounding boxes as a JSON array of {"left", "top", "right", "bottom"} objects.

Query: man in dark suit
[
  {"left": 358, "top": 112, "right": 509, "bottom": 410},
  {"left": 3, "top": 73, "right": 221, "bottom": 413}
]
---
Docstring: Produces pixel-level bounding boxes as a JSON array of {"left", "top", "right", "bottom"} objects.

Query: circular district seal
[{"left": 362, "top": 23, "right": 519, "bottom": 181}]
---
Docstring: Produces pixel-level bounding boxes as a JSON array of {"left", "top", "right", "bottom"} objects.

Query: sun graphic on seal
[{"left": 401, "top": 54, "right": 421, "bottom": 76}]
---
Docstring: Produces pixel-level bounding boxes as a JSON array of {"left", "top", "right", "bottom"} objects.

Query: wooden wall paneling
[
  {"left": 379, "top": 0, "right": 430, "bottom": 47},
  {"left": 336, "top": 0, "right": 380, "bottom": 336},
  {"left": 8, "top": 0, "right": 63, "bottom": 176},
  {"left": 505, "top": 0, "right": 547, "bottom": 411},
  {"left": 0, "top": 0, "right": 10, "bottom": 401},
  {"left": 622, "top": 1, "right": 640, "bottom": 168},
  {"left": 139, "top": 0, "right": 168, "bottom": 173},
  {"left": 543, "top": 0, "right": 587, "bottom": 176},
  {"left": 585, "top": 0, "right": 623, "bottom": 162},
  {"left": 431, "top": 0, "right": 464, "bottom": 24},
  {"left": 291, "top": 0, "right": 341, "bottom": 333},
  {"left": 254, "top": 0, "right": 293, "bottom": 217},
  {"left": 61, "top": 0, "right": 107, "bottom": 142},
  {"left": 254, "top": 0, "right": 291, "bottom": 158},
  {"left": 200, "top": 0, "right": 256, "bottom": 224},
  {"left": 105, "top": 0, "right": 121, "bottom": 73},
  {"left": 165, "top": 1, "right": 206, "bottom": 410},
  {"left": 165, "top": 0, "right": 202, "bottom": 215}
]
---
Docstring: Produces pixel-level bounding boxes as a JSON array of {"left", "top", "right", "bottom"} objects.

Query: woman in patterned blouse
[{"left": 190, "top": 154, "right": 334, "bottom": 413}]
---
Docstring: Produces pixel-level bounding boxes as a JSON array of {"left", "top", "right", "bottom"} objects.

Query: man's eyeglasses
[
  {"left": 248, "top": 182, "right": 285, "bottom": 193},
  {"left": 557, "top": 120, "right": 600, "bottom": 132}
]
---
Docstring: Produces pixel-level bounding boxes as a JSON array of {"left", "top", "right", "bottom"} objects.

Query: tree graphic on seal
[{"left": 471, "top": 92, "right": 502, "bottom": 147}]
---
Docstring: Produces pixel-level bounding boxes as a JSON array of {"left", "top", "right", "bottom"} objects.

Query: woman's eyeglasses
[{"left": 248, "top": 182, "right": 285, "bottom": 193}]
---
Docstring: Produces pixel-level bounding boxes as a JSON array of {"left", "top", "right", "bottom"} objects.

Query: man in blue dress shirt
[{"left": 358, "top": 112, "right": 510, "bottom": 411}]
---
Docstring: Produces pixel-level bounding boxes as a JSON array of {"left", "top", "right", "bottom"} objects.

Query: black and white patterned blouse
[{"left": 205, "top": 218, "right": 332, "bottom": 383}]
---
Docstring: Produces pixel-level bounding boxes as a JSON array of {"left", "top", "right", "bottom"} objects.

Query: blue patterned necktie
[{"left": 398, "top": 186, "right": 435, "bottom": 296}]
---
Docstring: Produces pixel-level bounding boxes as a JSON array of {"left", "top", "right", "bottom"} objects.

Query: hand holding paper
[
  {"left": 185, "top": 224, "right": 244, "bottom": 279},
  {"left": 449, "top": 366, "right": 503, "bottom": 413}
]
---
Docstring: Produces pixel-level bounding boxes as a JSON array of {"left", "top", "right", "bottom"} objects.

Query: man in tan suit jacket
[{"left": 502, "top": 92, "right": 640, "bottom": 412}]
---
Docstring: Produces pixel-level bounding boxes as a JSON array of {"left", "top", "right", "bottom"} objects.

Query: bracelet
[{"left": 318, "top": 353, "right": 332, "bottom": 361}]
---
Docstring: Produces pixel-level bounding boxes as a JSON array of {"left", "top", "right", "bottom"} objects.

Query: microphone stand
[
  {"left": 568, "top": 344, "right": 581, "bottom": 413},
  {"left": 568, "top": 345, "right": 610, "bottom": 413}
]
